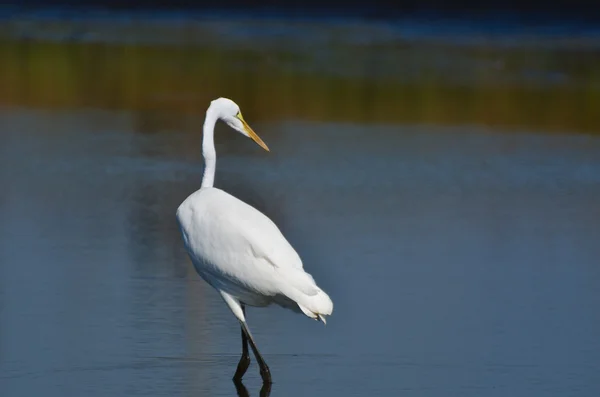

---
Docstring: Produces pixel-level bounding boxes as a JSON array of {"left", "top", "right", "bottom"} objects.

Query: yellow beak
[{"left": 237, "top": 113, "right": 270, "bottom": 152}]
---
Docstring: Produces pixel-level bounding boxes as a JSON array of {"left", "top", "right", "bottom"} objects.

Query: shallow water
[{"left": 1, "top": 15, "right": 600, "bottom": 397}]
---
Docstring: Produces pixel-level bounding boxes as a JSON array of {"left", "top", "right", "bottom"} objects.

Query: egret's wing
[
  {"left": 220, "top": 192, "right": 321, "bottom": 297},
  {"left": 177, "top": 188, "right": 317, "bottom": 298},
  {"left": 238, "top": 216, "right": 320, "bottom": 297},
  {"left": 237, "top": 207, "right": 303, "bottom": 270}
]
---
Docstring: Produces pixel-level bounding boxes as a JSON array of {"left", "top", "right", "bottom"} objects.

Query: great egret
[{"left": 176, "top": 98, "right": 333, "bottom": 384}]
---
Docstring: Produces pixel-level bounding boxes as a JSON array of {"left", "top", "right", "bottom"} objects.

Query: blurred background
[{"left": 1, "top": 2, "right": 600, "bottom": 397}]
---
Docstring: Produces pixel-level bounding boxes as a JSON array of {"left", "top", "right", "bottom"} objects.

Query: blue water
[{"left": 1, "top": 107, "right": 599, "bottom": 396}]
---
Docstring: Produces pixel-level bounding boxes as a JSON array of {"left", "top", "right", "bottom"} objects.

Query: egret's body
[{"left": 176, "top": 98, "right": 333, "bottom": 383}]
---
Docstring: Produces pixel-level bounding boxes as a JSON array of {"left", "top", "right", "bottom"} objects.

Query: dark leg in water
[
  {"left": 233, "top": 305, "right": 251, "bottom": 382},
  {"left": 240, "top": 318, "right": 272, "bottom": 383},
  {"left": 259, "top": 380, "right": 272, "bottom": 396}
]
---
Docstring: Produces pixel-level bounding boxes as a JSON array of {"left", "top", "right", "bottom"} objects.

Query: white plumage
[
  {"left": 177, "top": 188, "right": 333, "bottom": 319},
  {"left": 175, "top": 97, "right": 333, "bottom": 383}
]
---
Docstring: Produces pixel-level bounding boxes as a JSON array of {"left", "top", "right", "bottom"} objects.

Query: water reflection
[
  {"left": 1, "top": 18, "right": 600, "bottom": 134},
  {"left": 234, "top": 380, "right": 272, "bottom": 397}
]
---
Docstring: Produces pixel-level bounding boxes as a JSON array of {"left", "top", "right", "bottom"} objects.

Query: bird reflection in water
[{"left": 234, "top": 379, "right": 272, "bottom": 397}]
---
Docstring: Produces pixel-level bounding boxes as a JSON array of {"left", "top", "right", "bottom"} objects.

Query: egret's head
[{"left": 208, "top": 97, "right": 269, "bottom": 152}]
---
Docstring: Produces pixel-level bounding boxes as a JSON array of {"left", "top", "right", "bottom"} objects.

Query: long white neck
[{"left": 201, "top": 111, "right": 218, "bottom": 188}]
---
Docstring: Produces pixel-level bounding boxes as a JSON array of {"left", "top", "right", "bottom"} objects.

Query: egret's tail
[
  {"left": 275, "top": 268, "right": 333, "bottom": 323},
  {"left": 296, "top": 288, "right": 333, "bottom": 324}
]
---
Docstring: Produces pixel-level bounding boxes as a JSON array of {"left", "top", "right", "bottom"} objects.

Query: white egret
[{"left": 176, "top": 98, "right": 333, "bottom": 383}]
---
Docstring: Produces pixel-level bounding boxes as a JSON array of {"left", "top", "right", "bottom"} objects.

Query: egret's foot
[{"left": 233, "top": 354, "right": 251, "bottom": 382}]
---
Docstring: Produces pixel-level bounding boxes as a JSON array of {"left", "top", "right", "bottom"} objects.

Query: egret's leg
[
  {"left": 260, "top": 380, "right": 272, "bottom": 397},
  {"left": 219, "top": 291, "right": 272, "bottom": 383},
  {"left": 233, "top": 305, "right": 251, "bottom": 382},
  {"left": 240, "top": 320, "right": 272, "bottom": 384}
]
